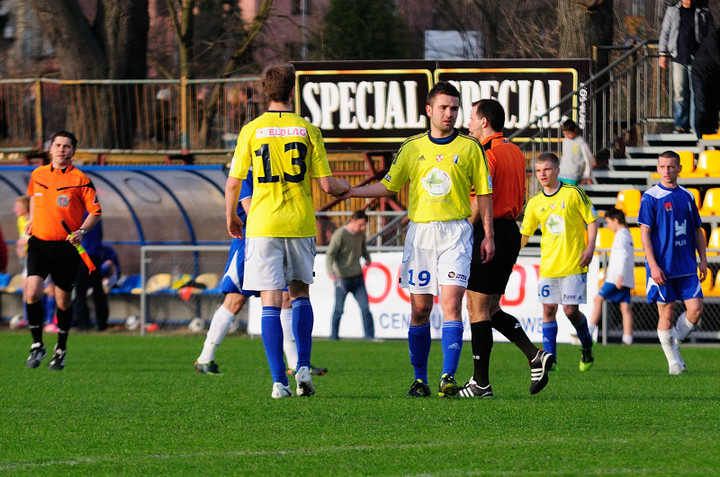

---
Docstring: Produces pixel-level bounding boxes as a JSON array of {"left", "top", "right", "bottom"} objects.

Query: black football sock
[
  {"left": 26, "top": 301, "right": 44, "bottom": 344},
  {"left": 470, "top": 321, "right": 493, "bottom": 387},
  {"left": 56, "top": 307, "right": 72, "bottom": 350},
  {"left": 491, "top": 310, "right": 538, "bottom": 361}
]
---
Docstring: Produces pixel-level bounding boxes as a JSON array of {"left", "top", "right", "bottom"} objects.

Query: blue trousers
[{"left": 330, "top": 275, "right": 374, "bottom": 339}]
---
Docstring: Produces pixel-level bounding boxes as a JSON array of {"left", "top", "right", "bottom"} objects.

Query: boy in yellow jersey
[
  {"left": 342, "top": 81, "right": 494, "bottom": 398},
  {"left": 226, "top": 64, "right": 350, "bottom": 399},
  {"left": 520, "top": 152, "right": 598, "bottom": 371}
]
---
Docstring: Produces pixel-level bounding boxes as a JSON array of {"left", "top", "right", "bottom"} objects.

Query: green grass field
[{"left": 1, "top": 331, "right": 718, "bottom": 476}]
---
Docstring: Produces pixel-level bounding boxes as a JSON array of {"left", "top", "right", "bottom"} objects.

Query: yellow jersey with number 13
[
  {"left": 229, "top": 111, "right": 332, "bottom": 238},
  {"left": 520, "top": 182, "right": 598, "bottom": 278}
]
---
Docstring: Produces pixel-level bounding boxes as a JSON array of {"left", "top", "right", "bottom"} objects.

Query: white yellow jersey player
[{"left": 229, "top": 111, "right": 332, "bottom": 239}]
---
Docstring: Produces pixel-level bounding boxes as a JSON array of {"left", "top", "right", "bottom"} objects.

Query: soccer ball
[
  {"left": 125, "top": 315, "right": 140, "bottom": 331},
  {"left": 188, "top": 317, "right": 205, "bottom": 333},
  {"left": 9, "top": 313, "right": 27, "bottom": 329}
]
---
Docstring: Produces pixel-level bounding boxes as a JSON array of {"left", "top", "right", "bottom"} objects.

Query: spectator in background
[
  {"left": 14, "top": 196, "right": 30, "bottom": 272},
  {"left": 588, "top": 208, "right": 635, "bottom": 346},
  {"left": 560, "top": 119, "right": 595, "bottom": 186},
  {"left": 12, "top": 196, "right": 31, "bottom": 328},
  {"left": 326, "top": 210, "right": 375, "bottom": 341},
  {"left": 72, "top": 216, "right": 109, "bottom": 331},
  {"left": 659, "top": 0, "right": 714, "bottom": 134},
  {"left": 692, "top": 26, "right": 720, "bottom": 139},
  {"left": 0, "top": 222, "right": 7, "bottom": 274},
  {"left": 100, "top": 245, "right": 121, "bottom": 292}
]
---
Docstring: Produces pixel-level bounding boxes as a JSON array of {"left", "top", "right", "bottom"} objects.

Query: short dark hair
[
  {"left": 561, "top": 119, "right": 578, "bottom": 133},
  {"left": 427, "top": 81, "right": 459, "bottom": 105},
  {"left": 604, "top": 207, "right": 627, "bottom": 225},
  {"left": 261, "top": 63, "right": 296, "bottom": 103},
  {"left": 473, "top": 99, "right": 505, "bottom": 133},
  {"left": 659, "top": 150, "right": 681, "bottom": 166},
  {"left": 536, "top": 152, "right": 560, "bottom": 168},
  {"left": 50, "top": 130, "right": 78, "bottom": 149},
  {"left": 351, "top": 210, "right": 368, "bottom": 221}
]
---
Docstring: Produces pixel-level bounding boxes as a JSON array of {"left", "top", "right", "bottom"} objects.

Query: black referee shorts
[
  {"left": 466, "top": 218, "right": 521, "bottom": 295},
  {"left": 26, "top": 236, "right": 80, "bottom": 292}
]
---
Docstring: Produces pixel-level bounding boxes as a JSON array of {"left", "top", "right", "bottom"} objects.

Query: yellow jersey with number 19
[
  {"left": 229, "top": 111, "right": 332, "bottom": 238},
  {"left": 520, "top": 182, "right": 598, "bottom": 278},
  {"left": 382, "top": 130, "right": 491, "bottom": 223}
]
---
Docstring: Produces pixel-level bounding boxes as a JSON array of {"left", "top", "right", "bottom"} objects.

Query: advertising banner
[
  {"left": 293, "top": 59, "right": 592, "bottom": 151},
  {"left": 248, "top": 252, "right": 599, "bottom": 343}
]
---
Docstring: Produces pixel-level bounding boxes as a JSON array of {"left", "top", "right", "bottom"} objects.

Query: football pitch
[{"left": 1, "top": 332, "right": 718, "bottom": 476}]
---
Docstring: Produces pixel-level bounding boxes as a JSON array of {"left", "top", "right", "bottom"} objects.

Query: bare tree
[{"left": 28, "top": 0, "right": 149, "bottom": 147}]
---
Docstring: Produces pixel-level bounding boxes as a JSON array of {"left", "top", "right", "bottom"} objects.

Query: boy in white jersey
[
  {"left": 226, "top": 64, "right": 350, "bottom": 398},
  {"left": 520, "top": 152, "right": 598, "bottom": 371},
  {"left": 588, "top": 207, "right": 635, "bottom": 345},
  {"left": 341, "top": 81, "right": 494, "bottom": 398},
  {"left": 638, "top": 150, "right": 706, "bottom": 375}
]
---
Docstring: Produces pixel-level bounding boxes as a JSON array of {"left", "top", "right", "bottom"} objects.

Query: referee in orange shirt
[
  {"left": 459, "top": 100, "right": 554, "bottom": 398},
  {"left": 24, "top": 131, "right": 102, "bottom": 370}
]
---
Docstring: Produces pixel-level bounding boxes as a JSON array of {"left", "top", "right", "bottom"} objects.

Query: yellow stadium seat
[
  {"left": 700, "top": 268, "right": 714, "bottom": 295},
  {"left": 707, "top": 270, "right": 720, "bottom": 297},
  {"left": 2, "top": 273, "right": 24, "bottom": 293},
  {"left": 595, "top": 227, "right": 614, "bottom": 252},
  {"left": 699, "top": 188, "right": 720, "bottom": 216},
  {"left": 629, "top": 226, "right": 643, "bottom": 256},
  {"left": 598, "top": 267, "right": 605, "bottom": 286},
  {"left": 615, "top": 189, "right": 642, "bottom": 217},
  {"left": 631, "top": 266, "right": 646, "bottom": 296},
  {"left": 687, "top": 187, "right": 701, "bottom": 209},
  {"left": 695, "top": 150, "right": 720, "bottom": 177},
  {"left": 131, "top": 273, "right": 172, "bottom": 295},
  {"left": 708, "top": 227, "right": 720, "bottom": 256}
]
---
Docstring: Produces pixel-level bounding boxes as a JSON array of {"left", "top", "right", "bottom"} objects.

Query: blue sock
[
  {"left": 574, "top": 315, "right": 594, "bottom": 349},
  {"left": 408, "top": 323, "right": 431, "bottom": 383},
  {"left": 261, "top": 306, "right": 287, "bottom": 385},
  {"left": 43, "top": 294, "right": 56, "bottom": 325},
  {"left": 292, "top": 297, "right": 313, "bottom": 369},
  {"left": 441, "top": 321, "right": 464, "bottom": 376},
  {"left": 542, "top": 321, "right": 558, "bottom": 358}
]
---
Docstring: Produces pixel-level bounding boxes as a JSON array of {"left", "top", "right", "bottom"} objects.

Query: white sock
[
  {"left": 622, "top": 334, "right": 633, "bottom": 345},
  {"left": 280, "top": 308, "right": 297, "bottom": 371},
  {"left": 197, "top": 305, "right": 235, "bottom": 363},
  {"left": 657, "top": 329, "right": 678, "bottom": 366},
  {"left": 588, "top": 323, "right": 597, "bottom": 339},
  {"left": 675, "top": 312, "right": 695, "bottom": 342}
]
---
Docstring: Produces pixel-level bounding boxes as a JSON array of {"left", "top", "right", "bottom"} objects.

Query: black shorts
[
  {"left": 467, "top": 218, "right": 521, "bottom": 295},
  {"left": 26, "top": 236, "right": 80, "bottom": 292}
]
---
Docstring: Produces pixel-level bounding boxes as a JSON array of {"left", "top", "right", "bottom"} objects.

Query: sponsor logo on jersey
[{"left": 255, "top": 127, "right": 308, "bottom": 138}]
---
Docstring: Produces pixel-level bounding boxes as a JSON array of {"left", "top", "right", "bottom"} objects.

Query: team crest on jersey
[
  {"left": 545, "top": 213, "right": 564, "bottom": 235},
  {"left": 436, "top": 154, "right": 444, "bottom": 162},
  {"left": 421, "top": 167, "right": 451, "bottom": 197},
  {"left": 665, "top": 202, "right": 673, "bottom": 212},
  {"left": 56, "top": 194, "right": 70, "bottom": 207},
  {"left": 453, "top": 155, "right": 459, "bottom": 164}
]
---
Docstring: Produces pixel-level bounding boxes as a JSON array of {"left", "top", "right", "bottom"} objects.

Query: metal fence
[
  {"left": 0, "top": 77, "right": 265, "bottom": 157},
  {"left": 509, "top": 41, "right": 672, "bottom": 197}
]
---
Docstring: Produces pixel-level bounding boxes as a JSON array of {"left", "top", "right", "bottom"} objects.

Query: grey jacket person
[{"left": 659, "top": 1, "right": 714, "bottom": 60}]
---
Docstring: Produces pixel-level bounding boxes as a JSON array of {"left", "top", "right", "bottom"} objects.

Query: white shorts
[
  {"left": 400, "top": 220, "right": 473, "bottom": 295},
  {"left": 243, "top": 236, "right": 316, "bottom": 291},
  {"left": 537, "top": 273, "right": 587, "bottom": 305}
]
